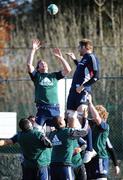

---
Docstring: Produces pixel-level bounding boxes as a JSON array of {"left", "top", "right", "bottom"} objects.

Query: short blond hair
[
  {"left": 95, "top": 105, "right": 109, "bottom": 120},
  {"left": 79, "top": 39, "right": 93, "bottom": 50}
]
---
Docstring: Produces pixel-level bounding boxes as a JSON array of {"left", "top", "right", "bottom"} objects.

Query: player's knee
[{"left": 66, "top": 110, "right": 78, "bottom": 128}]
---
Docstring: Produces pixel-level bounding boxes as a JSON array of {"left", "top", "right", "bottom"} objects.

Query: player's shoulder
[
  {"left": 63, "top": 127, "right": 75, "bottom": 135},
  {"left": 31, "top": 129, "right": 44, "bottom": 138},
  {"left": 90, "top": 53, "right": 99, "bottom": 61},
  {"left": 99, "top": 121, "right": 109, "bottom": 131},
  {"left": 89, "top": 53, "right": 96, "bottom": 59},
  {"left": 58, "top": 127, "right": 71, "bottom": 135}
]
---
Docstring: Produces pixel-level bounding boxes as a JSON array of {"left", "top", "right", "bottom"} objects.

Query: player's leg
[
  {"left": 97, "top": 158, "right": 109, "bottom": 180},
  {"left": 67, "top": 91, "right": 81, "bottom": 128},
  {"left": 60, "top": 166, "right": 75, "bottom": 180},
  {"left": 93, "top": 157, "right": 109, "bottom": 180},
  {"left": 34, "top": 103, "right": 48, "bottom": 133},
  {"left": 38, "top": 166, "right": 49, "bottom": 180},
  {"left": 77, "top": 104, "right": 96, "bottom": 163},
  {"left": 35, "top": 103, "right": 59, "bottom": 133},
  {"left": 76, "top": 90, "right": 89, "bottom": 128},
  {"left": 74, "top": 164, "right": 87, "bottom": 180},
  {"left": 22, "top": 166, "right": 35, "bottom": 180},
  {"left": 83, "top": 127, "right": 97, "bottom": 163},
  {"left": 67, "top": 110, "right": 81, "bottom": 128},
  {"left": 45, "top": 104, "right": 60, "bottom": 134},
  {"left": 50, "top": 165, "right": 74, "bottom": 180}
]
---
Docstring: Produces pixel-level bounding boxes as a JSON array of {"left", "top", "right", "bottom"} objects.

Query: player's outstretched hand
[
  {"left": 66, "top": 52, "right": 76, "bottom": 60},
  {"left": 32, "top": 39, "right": 43, "bottom": 51},
  {"left": 53, "top": 48, "right": 63, "bottom": 59}
]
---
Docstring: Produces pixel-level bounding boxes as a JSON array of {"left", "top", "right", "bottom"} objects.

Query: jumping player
[{"left": 66, "top": 39, "right": 99, "bottom": 163}]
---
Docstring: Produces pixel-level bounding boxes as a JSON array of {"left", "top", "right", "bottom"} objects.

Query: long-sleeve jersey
[
  {"left": 106, "top": 138, "right": 118, "bottom": 166},
  {"left": 71, "top": 53, "right": 99, "bottom": 91},
  {"left": 89, "top": 120, "right": 118, "bottom": 166}
]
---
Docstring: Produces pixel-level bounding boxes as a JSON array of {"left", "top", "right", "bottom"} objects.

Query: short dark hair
[
  {"left": 19, "top": 118, "right": 31, "bottom": 131},
  {"left": 28, "top": 115, "right": 35, "bottom": 120},
  {"left": 52, "top": 116, "right": 64, "bottom": 129}
]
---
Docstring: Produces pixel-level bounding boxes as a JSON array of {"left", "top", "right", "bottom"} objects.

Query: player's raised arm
[
  {"left": 88, "top": 94, "right": 102, "bottom": 125},
  {"left": 27, "top": 39, "right": 42, "bottom": 73},
  {"left": 53, "top": 48, "right": 71, "bottom": 76},
  {"left": 66, "top": 52, "right": 77, "bottom": 61},
  {"left": 66, "top": 52, "right": 79, "bottom": 66}
]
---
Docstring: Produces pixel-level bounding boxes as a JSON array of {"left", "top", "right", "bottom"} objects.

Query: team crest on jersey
[
  {"left": 52, "top": 135, "right": 62, "bottom": 145},
  {"left": 40, "top": 77, "right": 53, "bottom": 86}
]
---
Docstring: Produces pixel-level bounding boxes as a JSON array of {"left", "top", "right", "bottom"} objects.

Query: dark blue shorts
[
  {"left": 50, "top": 164, "right": 74, "bottom": 180},
  {"left": 85, "top": 156, "right": 109, "bottom": 179},
  {"left": 36, "top": 103, "right": 60, "bottom": 126},
  {"left": 73, "top": 164, "right": 87, "bottom": 180},
  {"left": 22, "top": 165, "right": 48, "bottom": 180},
  {"left": 67, "top": 89, "right": 89, "bottom": 110}
]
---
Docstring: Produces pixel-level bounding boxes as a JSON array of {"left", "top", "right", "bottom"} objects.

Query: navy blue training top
[{"left": 71, "top": 53, "right": 99, "bottom": 90}]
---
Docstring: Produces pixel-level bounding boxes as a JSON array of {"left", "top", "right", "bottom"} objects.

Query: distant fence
[{"left": 0, "top": 77, "right": 123, "bottom": 159}]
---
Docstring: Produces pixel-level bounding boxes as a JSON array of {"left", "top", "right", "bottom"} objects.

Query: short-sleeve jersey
[
  {"left": 29, "top": 71, "right": 64, "bottom": 104},
  {"left": 92, "top": 121, "right": 109, "bottom": 158},
  {"left": 11, "top": 129, "right": 49, "bottom": 168},
  {"left": 49, "top": 128, "right": 75, "bottom": 165}
]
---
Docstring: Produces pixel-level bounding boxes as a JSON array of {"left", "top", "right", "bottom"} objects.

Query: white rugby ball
[{"left": 47, "top": 4, "right": 58, "bottom": 15}]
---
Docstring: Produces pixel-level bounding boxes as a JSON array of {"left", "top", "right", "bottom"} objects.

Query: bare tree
[{"left": 94, "top": 0, "right": 106, "bottom": 45}]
